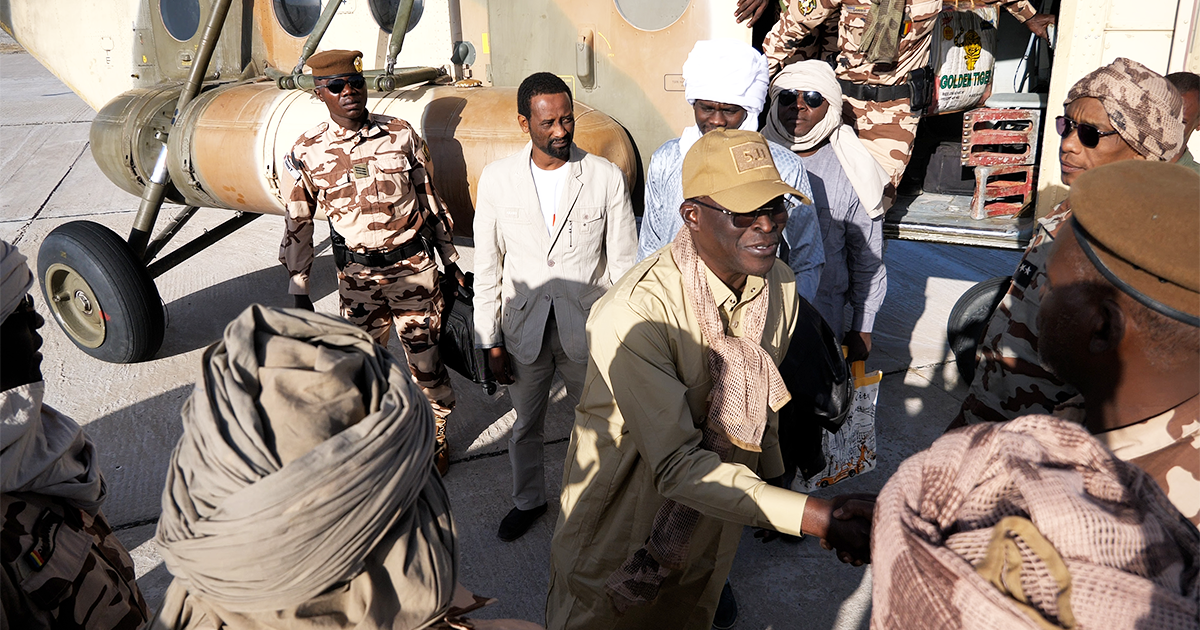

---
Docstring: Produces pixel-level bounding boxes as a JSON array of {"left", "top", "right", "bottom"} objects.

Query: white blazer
[{"left": 473, "top": 142, "right": 637, "bottom": 364}]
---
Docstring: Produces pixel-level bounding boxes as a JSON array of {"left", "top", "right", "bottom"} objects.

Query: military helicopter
[
  {"left": 2, "top": 0, "right": 759, "bottom": 363},
  {"left": 3, "top": 0, "right": 1195, "bottom": 368}
]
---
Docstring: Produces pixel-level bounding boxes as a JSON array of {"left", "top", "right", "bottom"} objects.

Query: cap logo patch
[{"left": 730, "top": 142, "right": 771, "bottom": 173}]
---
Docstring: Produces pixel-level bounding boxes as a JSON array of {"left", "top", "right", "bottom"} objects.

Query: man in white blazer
[{"left": 474, "top": 72, "right": 638, "bottom": 541}]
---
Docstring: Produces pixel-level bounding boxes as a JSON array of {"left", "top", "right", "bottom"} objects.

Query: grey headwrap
[{"left": 1, "top": 239, "right": 34, "bottom": 321}]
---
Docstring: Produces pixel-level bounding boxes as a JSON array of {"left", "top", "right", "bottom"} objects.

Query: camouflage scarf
[
  {"left": 871, "top": 415, "right": 1199, "bottom": 630},
  {"left": 604, "top": 226, "right": 790, "bottom": 613},
  {"left": 860, "top": 0, "right": 907, "bottom": 64},
  {"left": 1066, "top": 57, "right": 1185, "bottom": 161}
]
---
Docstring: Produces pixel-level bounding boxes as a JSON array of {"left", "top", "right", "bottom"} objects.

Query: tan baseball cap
[{"left": 682, "top": 128, "right": 809, "bottom": 212}]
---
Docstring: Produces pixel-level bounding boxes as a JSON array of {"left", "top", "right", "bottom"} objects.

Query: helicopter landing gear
[{"left": 38, "top": 221, "right": 165, "bottom": 363}]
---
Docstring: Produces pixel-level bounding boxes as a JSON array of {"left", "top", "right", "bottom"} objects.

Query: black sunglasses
[
  {"left": 319, "top": 75, "right": 366, "bottom": 94},
  {"left": 692, "top": 199, "right": 788, "bottom": 229},
  {"left": 777, "top": 89, "right": 826, "bottom": 109},
  {"left": 1055, "top": 115, "right": 1119, "bottom": 148}
]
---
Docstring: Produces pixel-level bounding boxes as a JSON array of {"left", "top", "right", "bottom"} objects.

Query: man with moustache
[
  {"left": 473, "top": 72, "right": 637, "bottom": 542},
  {"left": 547, "top": 130, "right": 873, "bottom": 630},
  {"left": 637, "top": 40, "right": 825, "bottom": 303},
  {"left": 279, "top": 50, "right": 465, "bottom": 475},
  {"left": 952, "top": 58, "right": 1186, "bottom": 428}
]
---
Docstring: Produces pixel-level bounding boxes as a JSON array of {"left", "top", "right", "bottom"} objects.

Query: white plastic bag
[
  {"left": 929, "top": 5, "right": 998, "bottom": 114},
  {"left": 791, "top": 363, "right": 882, "bottom": 492}
]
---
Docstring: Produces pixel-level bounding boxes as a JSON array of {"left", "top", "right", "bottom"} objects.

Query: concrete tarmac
[{"left": 1, "top": 33, "right": 1020, "bottom": 629}]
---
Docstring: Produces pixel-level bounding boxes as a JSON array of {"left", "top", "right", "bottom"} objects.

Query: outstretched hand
[{"left": 820, "top": 497, "right": 875, "bottom": 566}]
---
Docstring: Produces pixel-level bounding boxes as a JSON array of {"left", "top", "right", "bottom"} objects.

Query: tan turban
[
  {"left": 155, "top": 304, "right": 456, "bottom": 629},
  {"left": 1065, "top": 57, "right": 1185, "bottom": 161},
  {"left": 1, "top": 239, "right": 34, "bottom": 321}
]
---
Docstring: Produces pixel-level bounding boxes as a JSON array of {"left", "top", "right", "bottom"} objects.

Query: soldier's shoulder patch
[
  {"left": 1013, "top": 260, "right": 1036, "bottom": 289},
  {"left": 283, "top": 152, "right": 303, "bottom": 179},
  {"left": 798, "top": 0, "right": 817, "bottom": 15}
]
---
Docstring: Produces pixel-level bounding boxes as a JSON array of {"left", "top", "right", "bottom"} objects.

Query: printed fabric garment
[
  {"left": 338, "top": 263, "right": 454, "bottom": 421},
  {"left": 1055, "top": 394, "right": 1200, "bottom": 526},
  {"left": 636, "top": 137, "right": 825, "bottom": 301},
  {"left": 763, "top": 0, "right": 1037, "bottom": 84},
  {"left": 1, "top": 383, "right": 148, "bottom": 630},
  {"left": 2, "top": 493, "right": 149, "bottom": 630},
  {"left": 279, "top": 113, "right": 459, "bottom": 295},
  {"left": 546, "top": 253, "right": 806, "bottom": 630},
  {"left": 957, "top": 203, "right": 1077, "bottom": 425},
  {"left": 799, "top": 142, "right": 887, "bottom": 336},
  {"left": 871, "top": 414, "right": 1198, "bottom": 629}
]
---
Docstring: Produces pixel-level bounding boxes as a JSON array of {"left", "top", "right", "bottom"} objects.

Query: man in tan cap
[
  {"left": 1036, "top": 160, "right": 1199, "bottom": 524},
  {"left": 279, "top": 49, "right": 465, "bottom": 474},
  {"left": 953, "top": 58, "right": 1186, "bottom": 428},
  {"left": 546, "top": 129, "right": 874, "bottom": 630}
]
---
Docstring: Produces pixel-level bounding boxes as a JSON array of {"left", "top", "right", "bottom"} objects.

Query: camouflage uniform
[
  {"left": 763, "top": 0, "right": 1038, "bottom": 196},
  {"left": 281, "top": 113, "right": 458, "bottom": 423},
  {"left": 1, "top": 493, "right": 149, "bottom": 630},
  {"left": 956, "top": 203, "right": 1076, "bottom": 425},
  {"left": 1054, "top": 395, "right": 1200, "bottom": 526}
]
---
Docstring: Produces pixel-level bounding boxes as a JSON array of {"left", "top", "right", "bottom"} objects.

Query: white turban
[
  {"left": 1, "top": 240, "right": 34, "bottom": 322},
  {"left": 763, "top": 61, "right": 890, "bottom": 217},
  {"left": 679, "top": 40, "right": 770, "bottom": 158}
]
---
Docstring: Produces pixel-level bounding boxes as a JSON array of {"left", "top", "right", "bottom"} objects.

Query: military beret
[
  {"left": 306, "top": 50, "right": 364, "bottom": 79},
  {"left": 1068, "top": 161, "right": 1200, "bottom": 326}
]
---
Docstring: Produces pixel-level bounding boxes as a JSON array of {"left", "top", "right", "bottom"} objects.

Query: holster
[{"left": 907, "top": 66, "right": 934, "bottom": 115}]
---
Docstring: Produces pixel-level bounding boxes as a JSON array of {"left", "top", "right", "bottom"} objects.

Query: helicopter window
[
  {"left": 274, "top": 0, "right": 322, "bottom": 37},
  {"left": 614, "top": 0, "right": 691, "bottom": 31},
  {"left": 369, "top": 0, "right": 424, "bottom": 34},
  {"left": 161, "top": 0, "right": 201, "bottom": 41}
]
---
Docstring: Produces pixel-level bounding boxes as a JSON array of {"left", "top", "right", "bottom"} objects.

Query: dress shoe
[
  {"left": 712, "top": 579, "right": 737, "bottom": 629},
  {"left": 497, "top": 503, "right": 547, "bottom": 542}
]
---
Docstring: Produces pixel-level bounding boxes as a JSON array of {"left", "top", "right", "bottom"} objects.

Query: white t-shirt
[{"left": 531, "top": 158, "right": 569, "bottom": 234}]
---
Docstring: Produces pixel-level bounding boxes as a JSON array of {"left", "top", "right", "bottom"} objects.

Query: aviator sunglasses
[
  {"left": 777, "top": 89, "right": 826, "bottom": 109},
  {"left": 692, "top": 199, "right": 788, "bottom": 228},
  {"left": 319, "top": 75, "right": 366, "bottom": 94},
  {"left": 1055, "top": 115, "right": 1119, "bottom": 148}
]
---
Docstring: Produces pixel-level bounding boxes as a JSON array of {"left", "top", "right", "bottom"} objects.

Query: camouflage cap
[
  {"left": 306, "top": 50, "right": 364, "bottom": 79},
  {"left": 682, "top": 129, "right": 808, "bottom": 213},
  {"left": 1068, "top": 161, "right": 1199, "bottom": 325},
  {"left": 1065, "top": 58, "right": 1184, "bottom": 161}
]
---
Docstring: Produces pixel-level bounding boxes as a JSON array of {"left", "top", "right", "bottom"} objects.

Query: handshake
[{"left": 758, "top": 489, "right": 875, "bottom": 566}]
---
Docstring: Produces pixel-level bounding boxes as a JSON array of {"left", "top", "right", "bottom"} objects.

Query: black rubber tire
[
  {"left": 38, "top": 221, "right": 165, "bottom": 363},
  {"left": 947, "top": 275, "right": 1012, "bottom": 385}
]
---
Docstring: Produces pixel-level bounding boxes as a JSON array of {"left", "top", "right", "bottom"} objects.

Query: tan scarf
[
  {"left": 605, "top": 227, "right": 790, "bottom": 612},
  {"left": 860, "top": 0, "right": 907, "bottom": 64}
]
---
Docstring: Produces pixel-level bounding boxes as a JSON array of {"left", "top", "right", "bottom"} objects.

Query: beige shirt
[
  {"left": 547, "top": 250, "right": 805, "bottom": 630},
  {"left": 1095, "top": 396, "right": 1200, "bottom": 526}
]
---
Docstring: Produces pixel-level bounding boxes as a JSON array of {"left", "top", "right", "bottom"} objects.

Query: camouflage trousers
[
  {"left": 842, "top": 95, "right": 921, "bottom": 205},
  {"left": 1, "top": 494, "right": 149, "bottom": 630},
  {"left": 338, "top": 261, "right": 456, "bottom": 424}
]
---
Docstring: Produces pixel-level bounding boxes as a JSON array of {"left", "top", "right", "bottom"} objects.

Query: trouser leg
[
  {"left": 508, "top": 329, "right": 558, "bottom": 510},
  {"left": 339, "top": 263, "right": 456, "bottom": 421},
  {"left": 843, "top": 95, "right": 920, "bottom": 207}
]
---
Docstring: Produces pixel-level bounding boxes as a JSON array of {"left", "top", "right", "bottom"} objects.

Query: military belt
[
  {"left": 342, "top": 238, "right": 431, "bottom": 268},
  {"left": 837, "top": 79, "right": 911, "bottom": 103}
]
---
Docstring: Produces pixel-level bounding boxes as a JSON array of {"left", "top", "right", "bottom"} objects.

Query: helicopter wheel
[
  {"left": 38, "top": 221, "right": 165, "bottom": 363},
  {"left": 946, "top": 275, "right": 1012, "bottom": 386}
]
